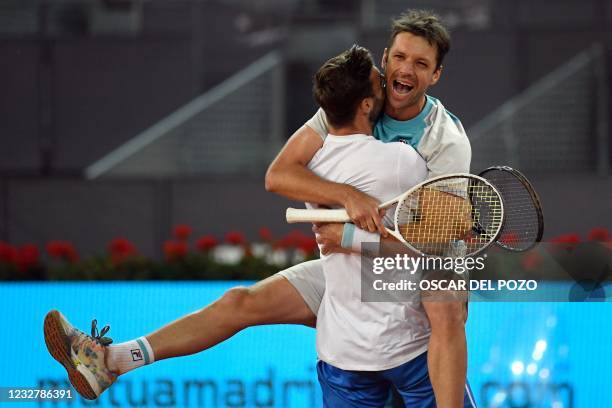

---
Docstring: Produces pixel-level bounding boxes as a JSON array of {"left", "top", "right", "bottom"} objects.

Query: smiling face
[{"left": 382, "top": 32, "right": 442, "bottom": 120}]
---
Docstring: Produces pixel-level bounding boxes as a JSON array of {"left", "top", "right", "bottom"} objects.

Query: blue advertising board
[{"left": 0, "top": 282, "right": 610, "bottom": 407}]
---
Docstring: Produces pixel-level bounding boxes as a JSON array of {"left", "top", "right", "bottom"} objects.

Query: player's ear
[
  {"left": 431, "top": 65, "right": 443, "bottom": 85},
  {"left": 360, "top": 96, "right": 374, "bottom": 115},
  {"left": 381, "top": 48, "right": 389, "bottom": 71}
]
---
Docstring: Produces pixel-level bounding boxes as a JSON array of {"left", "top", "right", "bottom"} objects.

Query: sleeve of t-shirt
[
  {"left": 305, "top": 108, "right": 329, "bottom": 141},
  {"left": 395, "top": 143, "right": 428, "bottom": 193},
  {"left": 418, "top": 114, "right": 471, "bottom": 178}
]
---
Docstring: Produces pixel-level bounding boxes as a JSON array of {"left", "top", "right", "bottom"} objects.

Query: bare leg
[
  {"left": 423, "top": 298, "right": 468, "bottom": 408},
  {"left": 147, "top": 274, "right": 316, "bottom": 361}
]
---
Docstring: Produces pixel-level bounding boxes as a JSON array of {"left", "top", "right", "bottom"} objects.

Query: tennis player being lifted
[
  {"left": 295, "top": 44, "right": 475, "bottom": 407},
  {"left": 44, "top": 9, "right": 472, "bottom": 408}
]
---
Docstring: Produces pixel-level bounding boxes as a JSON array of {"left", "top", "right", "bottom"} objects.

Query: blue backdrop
[{"left": 0, "top": 282, "right": 610, "bottom": 407}]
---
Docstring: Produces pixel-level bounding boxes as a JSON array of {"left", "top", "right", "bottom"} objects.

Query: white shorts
[{"left": 277, "top": 259, "right": 325, "bottom": 315}]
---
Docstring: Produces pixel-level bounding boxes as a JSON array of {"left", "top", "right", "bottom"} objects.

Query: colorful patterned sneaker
[{"left": 43, "top": 310, "right": 117, "bottom": 400}]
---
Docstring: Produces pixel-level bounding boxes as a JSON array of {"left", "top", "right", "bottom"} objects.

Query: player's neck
[
  {"left": 328, "top": 126, "right": 372, "bottom": 137},
  {"left": 329, "top": 118, "right": 373, "bottom": 137},
  {"left": 384, "top": 95, "right": 427, "bottom": 121}
]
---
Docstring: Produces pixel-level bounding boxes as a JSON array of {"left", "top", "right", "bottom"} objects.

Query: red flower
[
  {"left": 550, "top": 234, "right": 581, "bottom": 244},
  {"left": 259, "top": 227, "right": 273, "bottom": 242},
  {"left": 109, "top": 237, "right": 137, "bottom": 256},
  {"left": 0, "top": 241, "right": 18, "bottom": 264},
  {"left": 274, "top": 230, "right": 309, "bottom": 250},
  {"left": 587, "top": 228, "right": 609, "bottom": 242},
  {"left": 108, "top": 237, "right": 138, "bottom": 265},
  {"left": 47, "top": 241, "right": 63, "bottom": 257},
  {"left": 298, "top": 236, "right": 318, "bottom": 254},
  {"left": 173, "top": 242, "right": 188, "bottom": 258},
  {"left": 274, "top": 236, "right": 292, "bottom": 250},
  {"left": 196, "top": 235, "right": 218, "bottom": 252},
  {"left": 17, "top": 244, "right": 40, "bottom": 271},
  {"left": 521, "top": 251, "right": 543, "bottom": 270},
  {"left": 62, "top": 244, "right": 78, "bottom": 263},
  {"left": 499, "top": 232, "right": 519, "bottom": 245},
  {"left": 225, "top": 231, "right": 246, "bottom": 246},
  {"left": 46, "top": 241, "right": 79, "bottom": 263},
  {"left": 549, "top": 233, "right": 581, "bottom": 255},
  {"left": 164, "top": 241, "right": 188, "bottom": 260},
  {"left": 288, "top": 230, "right": 308, "bottom": 245},
  {"left": 173, "top": 224, "right": 193, "bottom": 241}
]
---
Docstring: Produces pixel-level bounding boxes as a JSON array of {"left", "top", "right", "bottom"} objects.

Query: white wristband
[{"left": 341, "top": 223, "right": 381, "bottom": 255}]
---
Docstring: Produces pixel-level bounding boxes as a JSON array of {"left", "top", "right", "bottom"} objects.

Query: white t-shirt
[
  {"left": 307, "top": 133, "right": 430, "bottom": 371},
  {"left": 306, "top": 95, "right": 471, "bottom": 178}
]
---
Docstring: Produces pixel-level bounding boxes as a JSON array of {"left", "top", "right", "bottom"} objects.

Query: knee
[
  {"left": 424, "top": 301, "right": 466, "bottom": 333},
  {"left": 218, "top": 286, "right": 254, "bottom": 313}
]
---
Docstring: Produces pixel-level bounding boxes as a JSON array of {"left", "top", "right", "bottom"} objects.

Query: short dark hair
[
  {"left": 388, "top": 10, "right": 450, "bottom": 70},
  {"left": 313, "top": 45, "right": 375, "bottom": 128}
]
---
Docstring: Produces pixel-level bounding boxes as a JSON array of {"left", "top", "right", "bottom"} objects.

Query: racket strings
[
  {"left": 481, "top": 170, "right": 542, "bottom": 251},
  {"left": 396, "top": 178, "right": 503, "bottom": 256}
]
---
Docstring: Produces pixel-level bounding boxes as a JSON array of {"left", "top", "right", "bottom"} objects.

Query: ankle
[{"left": 106, "top": 337, "right": 155, "bottom": 376}]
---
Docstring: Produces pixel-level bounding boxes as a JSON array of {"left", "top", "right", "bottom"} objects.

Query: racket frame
[
  {"left": 391, "top": 173, "right": 505, "bottom": 258},
  {"left": 287, "top": 173, "right": 506, "bottom": 258}
]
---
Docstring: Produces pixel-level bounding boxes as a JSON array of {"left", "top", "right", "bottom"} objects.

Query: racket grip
[{"left": 286, "top": 208, "right": 351, "bottom": 223}]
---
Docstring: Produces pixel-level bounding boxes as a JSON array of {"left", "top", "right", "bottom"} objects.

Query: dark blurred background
[
  {"left": 1, "top": 0, "right": 611, "bottom": 258},
  {"left": 1, "top": 3, "right": 611, "bottom": 407}
]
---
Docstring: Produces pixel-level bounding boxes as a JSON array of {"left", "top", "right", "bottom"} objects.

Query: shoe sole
[{"left": 43, "top": 310, "right": 99, "bottom": 400}]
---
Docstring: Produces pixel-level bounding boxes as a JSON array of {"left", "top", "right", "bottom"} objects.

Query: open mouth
[{"left": 392, "top": 79, "right": 414, "bottom": 95}]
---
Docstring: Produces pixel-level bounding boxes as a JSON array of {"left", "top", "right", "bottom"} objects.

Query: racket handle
[{"left": 286, "top": 208, "right": 351, "bottom": 223}]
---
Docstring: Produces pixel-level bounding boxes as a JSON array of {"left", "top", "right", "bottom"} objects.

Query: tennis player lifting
[
  {"left": 284, "top": 45, "right": 480, "bottom": 407},
  {"left": 44, "top": 10, "right": 472, "bottom": 407}
]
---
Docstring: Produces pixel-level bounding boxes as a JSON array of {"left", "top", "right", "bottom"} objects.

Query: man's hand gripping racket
[{"left": 286, "top": 174, "right": 505, "bottom": 257}]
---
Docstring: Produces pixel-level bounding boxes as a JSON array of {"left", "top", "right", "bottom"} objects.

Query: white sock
[{"left": 106, "top": 336, "right": 155, "bottom": 375}]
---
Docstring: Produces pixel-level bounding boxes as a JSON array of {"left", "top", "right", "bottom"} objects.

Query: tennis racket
[
  {"left": 286, "top": 173, "right": 505, "bottom": 257},
  {"left": 478, "top": 166, "right": 544, "bottom": 252}
]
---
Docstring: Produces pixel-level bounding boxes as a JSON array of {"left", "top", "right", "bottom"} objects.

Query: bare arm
[
  {"left": 265, "top": 125, "right": 342, "bottom": 203},
  {"left": 313, "top": 222, "right": 411, "bottom": 257},
  {"left": 265, "top": 125, "right": 386, "bottom": 234}
]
